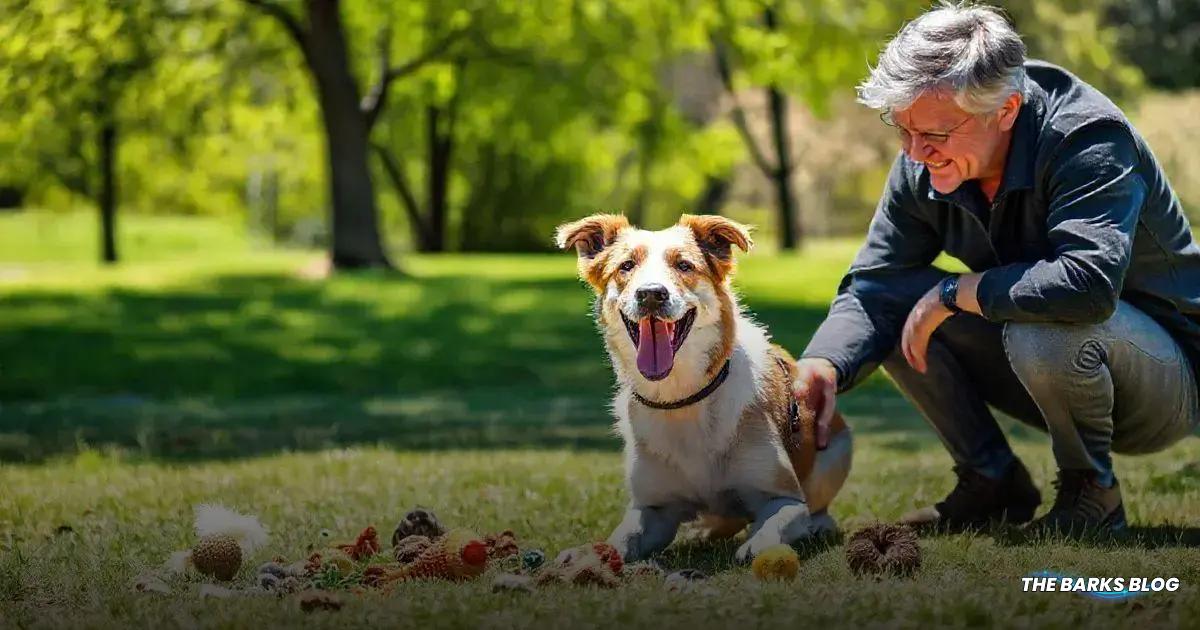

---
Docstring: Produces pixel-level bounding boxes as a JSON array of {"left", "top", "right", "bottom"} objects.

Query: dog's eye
[
  {"left": 675, "top": 260, "right": 694, "bottom": 273},
  {"left": 619, "top": 259, "right": 636, "bottom": 273}
]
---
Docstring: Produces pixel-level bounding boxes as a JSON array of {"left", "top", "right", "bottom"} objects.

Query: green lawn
[{"left": 1, "top": 211, "right": 1198, "bottom": 628}]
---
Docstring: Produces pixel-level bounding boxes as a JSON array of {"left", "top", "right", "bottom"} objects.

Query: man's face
[{"left": 890, "top": 90, "right": 1018, "bottom": 194}]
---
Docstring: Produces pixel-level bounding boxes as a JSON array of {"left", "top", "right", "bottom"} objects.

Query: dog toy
[
  {"left": 492, "top": 573, "right": 534, "bottom": 593},
  {"left": 190, "top": 504, "right": 269, "bottom": 581},
  {"left": 845, "top": 523, "right": 921, "bottom": 577},
  {"left": 624, "top": 561, "right": 666, "bottom": 580},
  {"left": 536, "top": 543, "right": 624, "bottom": 588},
  {"left": 336, "top": 526, "right": 381, "bottom": 561},
  {"left": 382, "top": 529, "right": 488, "bottom": 582},
  {"left": 751, "top": 544, "right": 800, "bottom": 581},
  {"left": 521, "top": 548, "right": 546, "bottom": 572},
  {"left": 664, "top": 569, "right": 708, "bottom": 593},
  {"left": 391, "top": 508, "right": 446, "bottom": 547},
  {"left": 394, "top": 535, "right": 433, "bottom": 564},
  {"left": 484, "top": 530, "right": 520, "bottom": 560}
]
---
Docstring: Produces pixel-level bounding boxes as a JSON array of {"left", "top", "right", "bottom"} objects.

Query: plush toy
[
  {"left": 751, "top": 544, "right": 801, "bottom": 581},
  {"left": 336, "top": 526, "right": 381, "bottom": 561},
  {"left": 190, "top": 504, "right": 269, "bottom": 581},
  {"left": 624, "top": 561, "right": 666, "bottom": 580},
  {"left": 381, "top": 529, "right": 488, "bottom": 582},
  {"left": 536, "top": 542, "right": 624, "bottom": 588},
  {"left": 845, "top": 523, "right": 921, "bottom": 577},
  {"left": 391, "top": 508, "right": 446, "bottom": 547}
]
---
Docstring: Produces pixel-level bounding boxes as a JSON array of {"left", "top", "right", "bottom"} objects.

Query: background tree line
[{"left": 0, "top": 0, "right": 1197, "bottom": 270}]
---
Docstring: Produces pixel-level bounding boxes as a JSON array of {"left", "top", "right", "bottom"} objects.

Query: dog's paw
[{"left": 735, "top": 532, "right": 784, "bottom": 564}]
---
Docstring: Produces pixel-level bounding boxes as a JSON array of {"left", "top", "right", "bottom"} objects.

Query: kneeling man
[{"left": 796, "top": 3, "right": 1200, "bottom": 533}]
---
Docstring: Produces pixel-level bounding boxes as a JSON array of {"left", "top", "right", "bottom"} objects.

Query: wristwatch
[{"left": 939, "top": 275, "right": 963, "bottom": 314}]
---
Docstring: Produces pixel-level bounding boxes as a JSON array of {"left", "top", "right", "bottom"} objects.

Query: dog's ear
[
  {"left": 679, "top": 214, "right": 753, "bottom": 260},
  {"left": 554, "top": 214, "right": 630, "bottom": 259}
]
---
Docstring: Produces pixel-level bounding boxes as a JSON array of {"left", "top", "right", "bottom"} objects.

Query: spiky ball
[
  {"left": 391, "top": 508, "right": 446, "bottom": 547},
  {"left": 751, "top": 544, "right": 800, "bottom": 581},
  {"left": 845, "top": 523, "right": 921, "bottom": 577},
  {"left": 192, "top": 534, "right": 242, "bottom": 581}
]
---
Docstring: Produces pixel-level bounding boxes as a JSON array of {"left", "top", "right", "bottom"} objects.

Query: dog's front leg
[
  {"left": 607, "top": 504, "right": 687, "bottom": 562},
  {"left": 734, "top": 497, "right": 812, "bottom": 563}
]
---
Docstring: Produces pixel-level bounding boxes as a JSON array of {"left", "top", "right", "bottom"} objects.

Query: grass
[{"left": 1, "top": 210, "right": 1199, "bottom": 629}]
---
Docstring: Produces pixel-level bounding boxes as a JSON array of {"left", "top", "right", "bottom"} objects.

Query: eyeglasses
[{"left": 880, "top": 111, "right": 974, "bottom": 147}]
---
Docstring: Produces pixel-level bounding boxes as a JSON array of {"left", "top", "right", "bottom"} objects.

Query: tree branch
[
  {"left": 361, "top": 27, "right": 468, "bottom": 131},
  {"left": 710, "top": 33, "right": 776, "bottom": 177},
  {"left": 241, "top": 0, "right": 308, "bottom": 51},
  {"left": 371, "top": 142, "right": 429, "bottom": 243}
]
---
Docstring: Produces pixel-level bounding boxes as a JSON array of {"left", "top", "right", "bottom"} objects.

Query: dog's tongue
[{"left": 636, "top": 317, "right": 675, "bottom": 379}]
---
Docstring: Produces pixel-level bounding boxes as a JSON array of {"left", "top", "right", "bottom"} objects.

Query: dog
[{"left": 555, "top": 213, "right": 853, "bottom": 563}]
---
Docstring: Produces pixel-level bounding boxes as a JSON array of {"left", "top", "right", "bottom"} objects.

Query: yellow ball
[{"left": 751, "top": 544, "right": 800, "bottom": 581}]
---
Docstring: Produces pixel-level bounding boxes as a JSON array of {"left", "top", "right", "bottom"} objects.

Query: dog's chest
[{"left": 618, "top": 385, "right": 764, "bottom": 511}]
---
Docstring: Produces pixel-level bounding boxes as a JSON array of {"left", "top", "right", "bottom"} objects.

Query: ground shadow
[{"left": 0, "top": 265, "right": 923, "bottom": 462}]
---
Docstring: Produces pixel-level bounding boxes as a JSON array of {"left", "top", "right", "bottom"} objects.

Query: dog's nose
[{"left": 635, "top": 284, "right": 670, "bottom": 310}]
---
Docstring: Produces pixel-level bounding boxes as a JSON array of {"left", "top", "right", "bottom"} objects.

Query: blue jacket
[{"left": 802, "top": 60, "right": 1200, "bottom": 391}]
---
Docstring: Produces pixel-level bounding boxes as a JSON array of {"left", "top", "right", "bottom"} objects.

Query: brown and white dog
[{"left": 556, "top": 213, "right": 852, "bottom": 563}]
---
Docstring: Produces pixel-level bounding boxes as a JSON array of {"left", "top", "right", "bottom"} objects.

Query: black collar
[{"left": 631, "top": 360, "right": 731, "bottom": 410}]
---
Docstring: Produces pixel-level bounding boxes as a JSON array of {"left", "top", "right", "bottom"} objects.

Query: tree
[
  {"left": 0, "top": 0, "right": 180, "bottom": 263},
  {"left": 708, "top": 0, "right": 928, "bottom": 251}
]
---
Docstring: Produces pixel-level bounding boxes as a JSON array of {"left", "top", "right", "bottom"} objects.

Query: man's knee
[{"left": 1002, "top": 320, "right": 1107, "bottom": 382}]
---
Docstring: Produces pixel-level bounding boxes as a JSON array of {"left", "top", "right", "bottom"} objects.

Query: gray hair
[{"left": 857, "top": 2, "right": 1027, "bottom": 114}]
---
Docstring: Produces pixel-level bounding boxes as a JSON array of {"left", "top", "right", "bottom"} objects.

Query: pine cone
[
  {"left": 391, "top": 508, "right": 446, "bottom": 547},
  {"left": 845, "top": 523, "right": 921, "bottom": 577},
  {"left": 192, "top": 534, "right": 242, "bottom": 581}
]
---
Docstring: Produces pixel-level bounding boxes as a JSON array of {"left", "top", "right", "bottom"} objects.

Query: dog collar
[{"left": 631, "top": 359, "right": 731, "bottom": 410}]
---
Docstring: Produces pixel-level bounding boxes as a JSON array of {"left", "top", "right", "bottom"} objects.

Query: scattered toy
[
  {"left": 751, "top": 544, "right": 801, "bottom": 582},
  {"left": 394, "top": 535, "right": 432, "bottom": 564},
  {"left": 536, "top": 542, "right": 624, "bottom": 588},
  {"left": 391, "top": 508, "right": 446, "bottom": 547},
  {"left": 664, "top": 569, "right": 708, "bottom": 593},
  {"left": 336, "top": 526, "right": 381, "bottom": 561},
  {"left": 382, "top": 529, "right": 488, "bottom": 582},
  {"left": 845, "top": 523, "right": 921, "bottom": 577},
  {"left": 190, "top": 504, "right": 269, "bottom": 581},
  {"left": 520, "top": 548, "right": 546, "bottom": 573},
  {"left": 484, "top": 530, "right": 519, "bottom": 560}
]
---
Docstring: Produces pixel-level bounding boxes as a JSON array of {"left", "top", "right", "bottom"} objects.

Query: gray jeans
[{"left": 883, "top": 300, "right": 1200, "bottom": 486}]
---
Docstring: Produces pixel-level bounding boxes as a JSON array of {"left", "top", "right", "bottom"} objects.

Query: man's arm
[
  {"left": 801, "top": 156, "right": 944, "bottom": 391},
  {"left": 972, "top": 124, "right": 1146, "bottom": 323}
]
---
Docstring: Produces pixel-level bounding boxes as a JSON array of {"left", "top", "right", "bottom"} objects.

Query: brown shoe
[
  {"left": 1024, "top": 470, "right": 1125, "bottom": 535},
  {"left": 901, "top": 460, "right": 1041, "bottom": 531}
]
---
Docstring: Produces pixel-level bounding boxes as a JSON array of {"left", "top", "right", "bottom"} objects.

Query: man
[{"left": 795, "top": 2, "right": 1200, "bottom": 534}]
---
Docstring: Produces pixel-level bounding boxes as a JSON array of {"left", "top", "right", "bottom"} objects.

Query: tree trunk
[
  {"left": 764, "top": 7, "right": 799, "bottom": 251},
  {"left": 425, "top": 104, "right": 452, "bottom": 253},
  {"left": 694, "top": 175, "right": 729, "bottom": 215},
  {"left": 98, "top": 120, "right": 118, "bottom": 264},
  {"left": 305, "top": 0, "right": 391, "bottom": 269}
]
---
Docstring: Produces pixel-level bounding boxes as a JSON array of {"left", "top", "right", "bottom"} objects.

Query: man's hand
[
  {"left": 793, "top": 358, "right": 838, "bottom": 450},
  {"left": 900, "top": 283, "right": 955, "bottom": 374}
]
